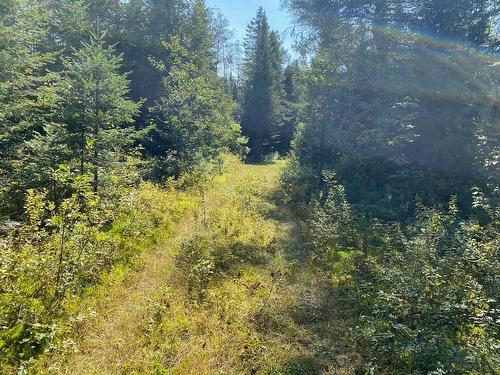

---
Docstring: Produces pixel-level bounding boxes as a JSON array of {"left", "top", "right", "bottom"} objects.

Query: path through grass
[{"left": 39, "top": 161, "right": 360, "bottom": 374}]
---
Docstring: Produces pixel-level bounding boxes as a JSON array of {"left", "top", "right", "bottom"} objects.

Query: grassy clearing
[{"left": 37, "top": 158, "right": 360, "bottom": 374}]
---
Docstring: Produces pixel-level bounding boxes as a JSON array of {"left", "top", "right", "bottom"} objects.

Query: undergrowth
[
  {"left": 6, "top": 156, "right": 363, "bottom": 374},
  {"left": 135, "top": 160, "right": 361, "bottom": 374},
  {"left": 295, "top": 169, "right": 500, "bottom": 374},
  {"left": 0, "top": 166, "right": 197, "bottom": 373}
]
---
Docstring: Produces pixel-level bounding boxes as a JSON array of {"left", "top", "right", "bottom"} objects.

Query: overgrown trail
[{"left": 40, "top": 162, "right": 359, "bottom": 374}]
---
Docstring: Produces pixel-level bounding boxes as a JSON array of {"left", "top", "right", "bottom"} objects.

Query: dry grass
[{"left": 37, "top": 159, "right": 360, "bottom": 374}]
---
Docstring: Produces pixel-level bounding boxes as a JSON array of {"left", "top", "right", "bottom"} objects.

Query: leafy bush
[
  {"left": 360, "top": 200, "right": 499, "bottom": 374},
  {"left": 305, "top": 171, "right": 361, "bottom": 259},
  {"left": 176, "top": 235, "right": 217, "bottom": 294},
  {"left": 0, "top": 169, "right": 196, "bottom": 371},
  {"left": 302, "top": 178, "right": 499, "bottom": 374},
  {"left": 0, "top": 174, "right": 109, "bottom": 367},
  {"left": 280, "top": 124, "right": 323, "bottom": 206}
]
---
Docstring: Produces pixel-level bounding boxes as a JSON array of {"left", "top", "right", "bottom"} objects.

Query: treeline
[
  {"left": 0, "top": 0, "right": 247, "bottom": 370},
  {"left": 0, "top": 0, "right": 244, "bottom": 222},
  {"left": 282, "top": 0, "right": 499, "bottom": 373},
  {"left": 0, "top": 0, "right": 304, "bottom": 220}
]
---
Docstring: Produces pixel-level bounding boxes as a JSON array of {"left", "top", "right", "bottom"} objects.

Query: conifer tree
[
  {"left": 241, "top": 8, "right": 286, "bottom": 162},
  {"left": 0, "top": 0, "right": 58, "bottom": 216},
  {"left": 147, "top": 2, "right": 243, "bottom": 178},
  {"left": 189, "top": 0, "right": 216, "bottom": 72},
  {"left": 61, "top": 28, "right": 141, "bottom": 193},
  {"left": 284, "top": 0, "right": 500, "bottom": 218},
  {"left": 279, "top": 62, "right": 306, "bottom": 153}
]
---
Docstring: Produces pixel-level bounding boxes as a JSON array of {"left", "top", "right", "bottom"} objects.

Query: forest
[{"left": 0, "top": 0, "right": 498, "bottom": 374}]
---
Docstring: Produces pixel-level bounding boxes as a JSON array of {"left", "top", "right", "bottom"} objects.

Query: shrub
[
  {"left": 0, "top": 170, "right": 196, "bottom": 371},
  {"left": 360, "top": 201, "right": 499, "bottom": 373},
  {"left": 301, "top": 178, "right": 499, "bottom": 374},
  {"left": 304, "top": 171, "right": 361, "bottom": 262}
]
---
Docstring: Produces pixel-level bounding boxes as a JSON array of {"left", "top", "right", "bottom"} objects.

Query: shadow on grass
[
  {"left": 269, "top": 355, "right": 323, "bottom": 375},
  {"left": 251, "top": 182, "right": 364, "bottom": 374}
]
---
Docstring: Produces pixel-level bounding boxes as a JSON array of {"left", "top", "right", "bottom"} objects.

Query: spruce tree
[
  {"left": 0, "top": 0, "right": 58, "bottom": 217},
  {"left": 279, "top": 62, "right": 306, "bottom": 154},
  {"left": 61, "top": 28, "right": 140, "bottom": 193},
  {"left": 241, "top": 8, "right": 286, "bottom": 162},
  {"left": 147, "top": 2, "right": 243, "bottom": 178},
  {"left": 189, "top": 0, "right": 216, "bottom": 72},
  {"left": 284, "top": 0, "right": 500, "bottom": 218}
]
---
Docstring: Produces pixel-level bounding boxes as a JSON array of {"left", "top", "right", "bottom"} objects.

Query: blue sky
[{"left": 206, "top": 0, "right": 295, "bottom": 52}]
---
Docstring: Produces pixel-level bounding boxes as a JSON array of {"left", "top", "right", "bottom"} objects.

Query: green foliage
[
  {"left": 60, "top": 28, "right": 142, "bottom": 192},
  {"left": 142, "top": 161, "right": 344, "bottom": 375},
  {"left": 1, "top": 0, "right": 499, "bottom": 373},
  {"left": 0, "top": 0, "right": 59, "bottom": 216},
  {"left": 1, "top": 13, "right": 142, "bottom": 218},
  {"left": 241, "top": 8, "right": 287, "bottom": 161},
  {"left": 1, "top": 0, "right": 244, "bottom": 219},
  {"left": 176, "top": 235, "right": 216, "bottom": 293},
  {"left": 305, "top": 171, "right": 361, "bottom": 259},
  {"left": 0, "top": 170, "right": 108, "bottom": 368},
  {"left": 0, "top": 165, "right": 196, "bottom": 371},
  {"left": 148, "top": 36, "right": 245, "bottom": 178},
  {"left": 283, "top": 0, "right": 500, "bottom": 220},
  {"left": 278, "top": 63, "right": 307, "bottom": 154},
  {"left": 359, "top": 201, "right": 499, "bottom": 373},
  {"left": 282, "top": 8, "right": 499, "bottom": 372},
  {"left": 300, "top": 176, "right": 500, "bottom": 373},
  {"left": 0, "top": 1, "right": 245, "bottom": 367}
]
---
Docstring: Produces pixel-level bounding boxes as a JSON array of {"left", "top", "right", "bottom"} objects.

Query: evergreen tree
[
  {"left": 60, "top": 28, "right": 141, "bottom": 192},
  {"left": 0, "top": 0, "right": 59, "bottom": 217},
  {"left": 189, "top": 0, "right": 216, "bottom": 73},
  {"left": 147, "top": 2, "right": 244, "bottom": 179},
  {"left": 279, "top": 62, "right": 306, "bottom": 154},
  {"left": 284, "top": 0, "right": 500, "bottom": 218},
  {"left": 126, "top": 0, "right": 190, "bottom": 103},
  {"left": 241, "top": 8, "right": 286, "bottom": 162},
  {"left": 415, "top": 0, "right": 499, "bottom": 47}
]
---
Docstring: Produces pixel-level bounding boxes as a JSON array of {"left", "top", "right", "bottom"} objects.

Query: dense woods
[{"left": 0, "top": 0, "right": 499, "bottom": 374}]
